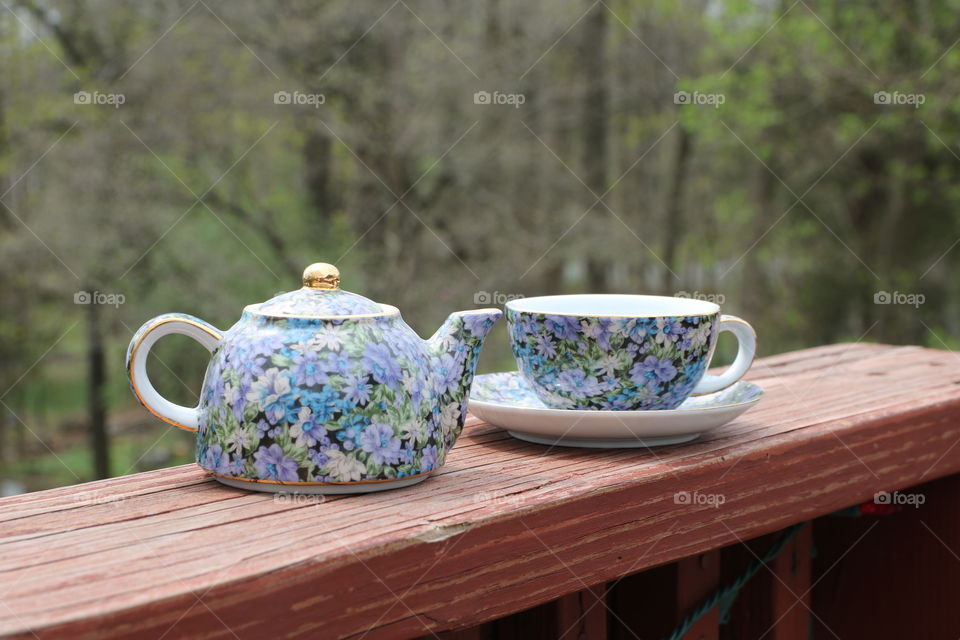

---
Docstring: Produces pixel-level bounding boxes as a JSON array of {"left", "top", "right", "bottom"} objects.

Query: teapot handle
[{"left": 125, "top": 313, "right": 223, "bottom": 432}]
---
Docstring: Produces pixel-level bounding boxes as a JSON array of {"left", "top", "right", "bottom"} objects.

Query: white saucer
[{"left": 469, "top": 372, "right": 763, "bottom": 448}]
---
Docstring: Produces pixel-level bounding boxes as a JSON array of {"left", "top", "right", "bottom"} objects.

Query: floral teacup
[{"left": 505, "top": 294, "right": 756, "bottom": 410}]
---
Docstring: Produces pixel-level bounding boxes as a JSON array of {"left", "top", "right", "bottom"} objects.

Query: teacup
[{"left": 505, "top": 294, "right": 756, "bottom": 410}]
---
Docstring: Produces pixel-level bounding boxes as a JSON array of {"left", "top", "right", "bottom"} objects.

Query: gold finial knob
[{"left": 302, "top": 263, "right": 340, "bottom": 290}]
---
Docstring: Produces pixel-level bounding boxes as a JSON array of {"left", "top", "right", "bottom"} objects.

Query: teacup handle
[
  {"left": 691, "top": 315, "right": 756, "bottom": 395},
  {"left": 125, "top": 313, "right": 223, "bottom": 432}
]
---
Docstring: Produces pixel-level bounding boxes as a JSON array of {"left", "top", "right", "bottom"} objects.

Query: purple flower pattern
[
  {"left": 192, "top": 309, "right": 500, "bottom": 484},
  {"left": 507, "top": 309, "right": 717, "bottom": 410}
]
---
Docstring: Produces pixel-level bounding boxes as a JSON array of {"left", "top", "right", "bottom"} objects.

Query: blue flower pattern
[
  {"left": 507, "top": 310, "right": 719, "bottom": 410},
  {"left": 471, "top": 371, "right": 762, "bottom": 410},
  {"left": 194, "top": 310, "right": 499, "bottom": 484}
]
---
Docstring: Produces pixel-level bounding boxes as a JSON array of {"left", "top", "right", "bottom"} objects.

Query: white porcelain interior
[{"left": 506, "top": 294, "right": 719, "bottom": 317}]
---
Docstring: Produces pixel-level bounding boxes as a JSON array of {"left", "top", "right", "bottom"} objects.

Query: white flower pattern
[
  {"left": 125, "top": 306, "right": 501, "bottom": 484},
  {"left": 507, "top": 309, "right": 718, "bottom": 410}
]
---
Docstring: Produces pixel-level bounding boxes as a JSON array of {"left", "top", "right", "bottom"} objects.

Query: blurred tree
[{"left": 0, "top": 0, "right": 957, "bottom": 491}]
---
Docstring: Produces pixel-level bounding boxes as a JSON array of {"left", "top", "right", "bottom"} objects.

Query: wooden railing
[{"left": 2, "top": 343, "right": 960, "bottom": 639}]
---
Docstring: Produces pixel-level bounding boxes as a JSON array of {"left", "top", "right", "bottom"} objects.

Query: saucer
[{"left": 468, "top": 372, "right": 763, "bottom": 448}]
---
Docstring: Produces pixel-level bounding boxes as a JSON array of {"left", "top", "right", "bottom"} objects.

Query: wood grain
[
  {"left": 677, "top": 552, "right": 721, "bottom": 640},
  {"left": 811, "top": 474, "right": 960, "bottom": 639},
  {"left": 1, "top": 343, "right": 959, "bottom": 639},
  {"left": 769, "top": 523, "right": 811, "bottom": 640}
]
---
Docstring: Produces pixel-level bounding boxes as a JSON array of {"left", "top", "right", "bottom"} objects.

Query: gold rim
[
  {"left": 505, "top": 295, "right": 720, "bottom": 318},
  {"left": 207, "top": 469, "right": 434, "bottom": 485},
  {"left": 718, "top": 315, "right": 757, "bottom": 338},
  {"left": 127, "top": 316, "right": 222, "bottom": 433}
]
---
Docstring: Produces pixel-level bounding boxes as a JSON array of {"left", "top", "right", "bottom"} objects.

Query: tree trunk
[
  {"left": 87, "top": 297, "right": 109, "bottom": 479},
  {"left": 742, "top": 165, "right": 776, "bottom": 321},
  {"left": 303, "top": 127, "right": 334, "bottom": 218},
  {"left": 661, "top": 127, "right": 692, "bottom": 293},
  {"left": 582, "top": 0, "right": 609, "bottom": 291}
]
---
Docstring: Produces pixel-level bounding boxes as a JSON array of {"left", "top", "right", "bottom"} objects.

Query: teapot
[{"left": 126, "top": 262, "right": 501, "bottom": 494}]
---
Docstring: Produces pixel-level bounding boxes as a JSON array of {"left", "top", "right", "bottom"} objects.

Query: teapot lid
[{"left": 249, "top": 262, "right": 385, "bottom": 317}]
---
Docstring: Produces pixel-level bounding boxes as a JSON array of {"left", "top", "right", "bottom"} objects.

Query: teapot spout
[
  {"left": 427, "top": 308, "right": 502, "bottom": 373},
  {"left": 427, "top": 308, "right": 502, "bottom": 454},
  {"left": 428, "top": 306, "right": 501, "bottom": 352}
]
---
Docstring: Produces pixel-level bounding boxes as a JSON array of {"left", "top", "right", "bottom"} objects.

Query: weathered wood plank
[
  {"left": 769, "top": 523, "right": 811, "bottom": 640},
  {"left": 677, "top": 552, "right": 722, "bottom": 640},
  {"left": 552, "top": 586, "right": 608, "bottom": 640},
  {"left": 811, "top": 474, "right": 960, "bottom": 638},
  {"left": 608, "top": 550, "right": 720, "bottom": 639},
  {"left": 0, "top": 344, "right": 958, "bottom": 639}
]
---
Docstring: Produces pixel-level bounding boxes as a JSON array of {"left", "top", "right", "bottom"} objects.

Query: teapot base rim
[{"left": 209, "top": 470, "right": 434, "bottom": 494}]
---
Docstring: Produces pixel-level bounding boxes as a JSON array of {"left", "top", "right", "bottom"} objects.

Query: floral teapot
[{"left": 126, "top": 263, "right": 501, "bottom": 494}]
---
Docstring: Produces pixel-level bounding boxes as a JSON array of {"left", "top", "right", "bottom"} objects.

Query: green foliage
[{"left": 1, "top": 0, "right": 958, "bottom": 493}]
